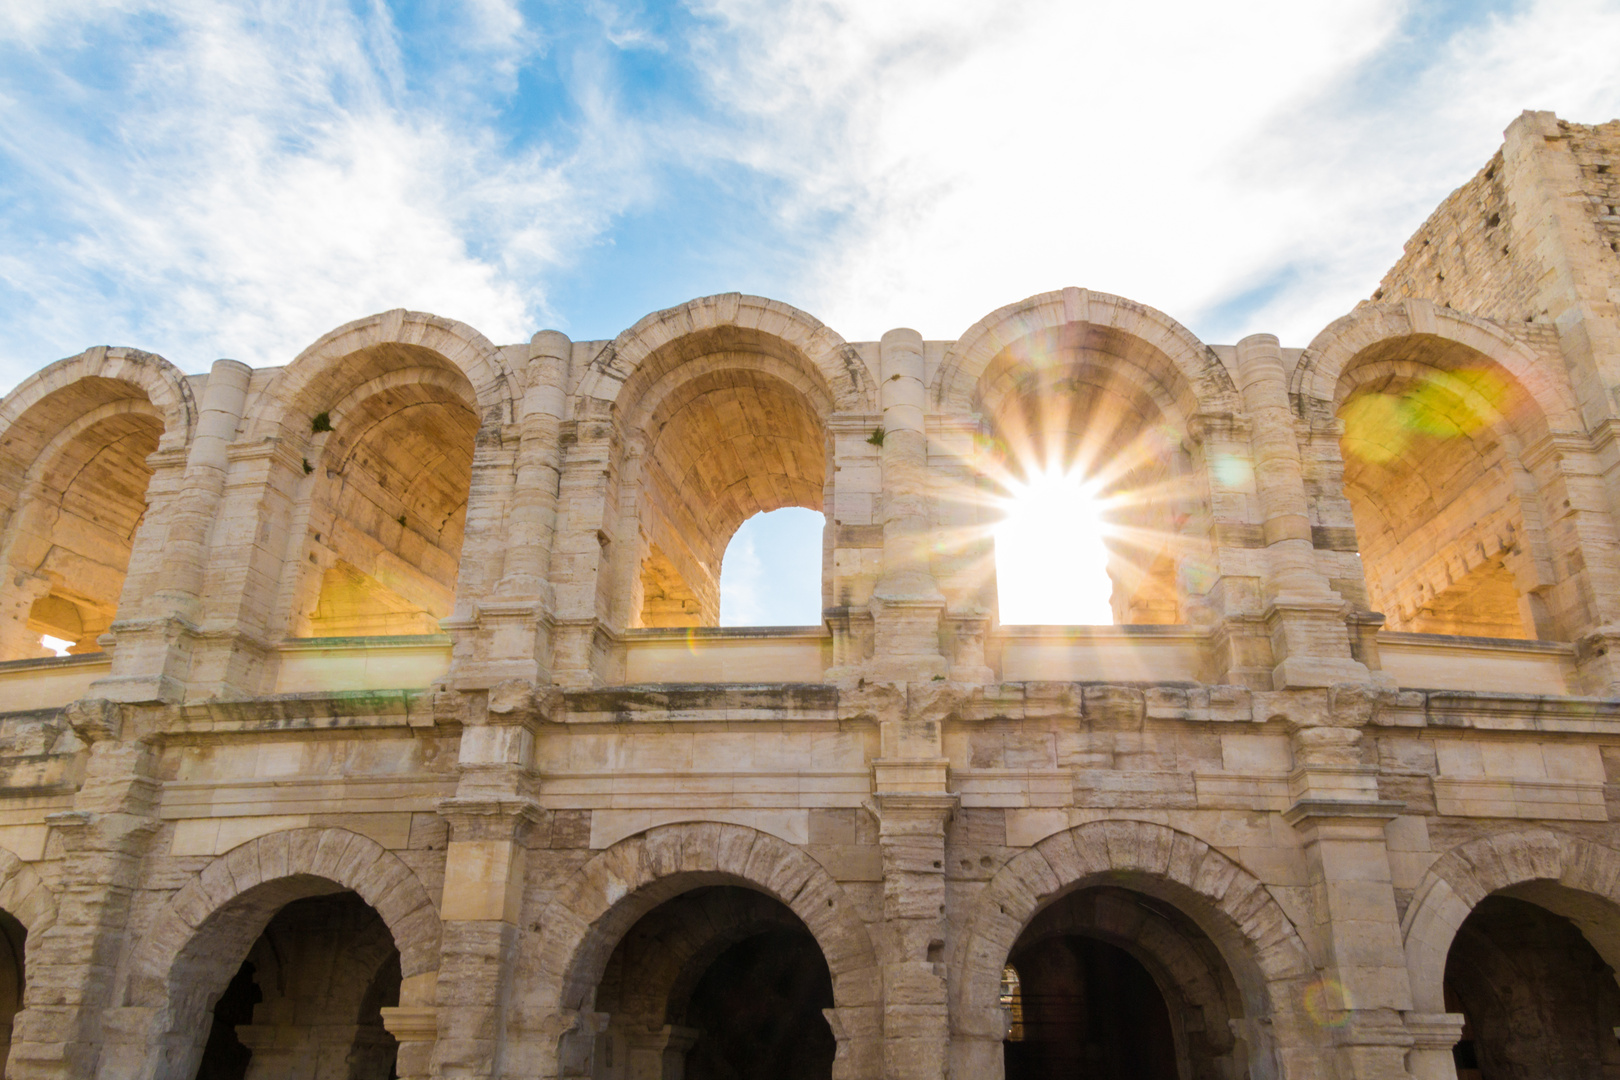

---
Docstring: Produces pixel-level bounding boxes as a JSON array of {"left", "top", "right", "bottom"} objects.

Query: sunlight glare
[
  {"left": 40, "top": 635, "right": 72, "bottom": 657},
  {"left": 994, "top": 468, "right": 1113, "bottom": 625}
]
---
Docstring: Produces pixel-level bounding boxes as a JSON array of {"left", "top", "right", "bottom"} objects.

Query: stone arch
[
  {"left": 1296, "top": 300, "right": 1594, "bottom": 639},
  {"left": 933, "top": 287, "right": 1239, "bottom": 415},
  {"left": 528, "top": 821, "right": 882, "bottom": 1079},
  {"left": 935, "top": 290, "right": 1232, "bottom": 627},
  {"left": 576, "top": 293, "right": 875, "bottom": 415},
  {"left": 243, "top": 308, "right": 515, "bottom": 439},
  {"left": 1294, "top": 300, "right": 1582, "bottom": 430},
  {"left": 1401, "top": 828, "right": 1620, "bottom": 1014},
  {"left": 0, "top": 848, "right": 58, "bottom": 938},
  {"left": 0, "top": 346, "right": 196, "bottom": 467},
  {"left": 107, "top": 828, "right": 440, "bottom": 1079},
  {"left": 0, "top": 349, "right": 194, "bottom": 658},
  {"left": 951, "top": 819, "right": 1321, "bottom": 1078}
]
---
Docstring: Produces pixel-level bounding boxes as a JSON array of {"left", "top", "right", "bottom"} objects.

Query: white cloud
[
  {"left": 0, "top": 0, "right": 641, "bottom": 382},
  {"left": 689, "top": 0, "right": 1620, "bottom": 346}
]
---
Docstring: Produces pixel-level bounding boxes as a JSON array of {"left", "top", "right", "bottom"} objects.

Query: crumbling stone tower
[{"left": 0, "top": 109, "right": 1617, "bottom": 1080}]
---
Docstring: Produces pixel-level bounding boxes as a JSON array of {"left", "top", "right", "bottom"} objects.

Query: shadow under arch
[
  {"left": 950, "top": 819, "right": 1325, "bottom": 1080},
  {"left": 525, "top": 822, "right": 882, "bottom": 1079},
  {"left": 105, "top": 827, "right": 440, "bottom": 1080}
]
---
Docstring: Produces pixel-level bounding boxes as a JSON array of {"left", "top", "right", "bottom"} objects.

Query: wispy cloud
[
  {"left": 2, "top": 0, "right": 1618, "bottom": 396},
  {"left": 0, "top": 0, "right": 644, "bottom": 382},
  {"left": 682, "top": 0, "right": 1620, "bottom": 345}
]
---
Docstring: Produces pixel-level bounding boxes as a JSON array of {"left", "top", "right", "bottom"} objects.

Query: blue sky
[{"left": 4, "top": 0, "right": 1620, "bottom": 623}]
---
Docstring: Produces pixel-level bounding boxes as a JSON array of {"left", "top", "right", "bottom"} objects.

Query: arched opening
[
  {"left": 190, "top": 891, "right": 401, "bottom": 1080},
  {"left": 1442, "top": 889, "right": 1620, "bottom": 1079},
  {"left": 288, "top": 349, "right": 480, "bottom": 638},
  {"left": 1002, "top": 885, "right": 1248, "bottom": 1080},
  {"left": 1336, "top": 338, "right": 1552, "bottom": 640},
  {"left": 972, "top": 324, "right": 1204, "bottom": 627},
  {"left": 623, "top": 331, "right": 831, "bottom": 630},
  {"left": 589, "top": 885, "right": 835, "bottom": 1079},
  {"left": 718, "top": 507, "right": 826, "bottom": 626},
  {"left": 0, "top": 909, "right": 25, "bottom": 1077},
  {"left": 0, "top": 379, "right": 166, "bottom": 659}
]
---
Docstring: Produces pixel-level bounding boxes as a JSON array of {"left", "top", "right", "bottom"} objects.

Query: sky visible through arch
[{"left": 4, "top": 0, "right": 1620, "bottom": 624}]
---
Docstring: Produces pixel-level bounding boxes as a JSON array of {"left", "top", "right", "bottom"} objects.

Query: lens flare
[{"left": 993, "top": 466, "right": 1114, "bottom": 625}]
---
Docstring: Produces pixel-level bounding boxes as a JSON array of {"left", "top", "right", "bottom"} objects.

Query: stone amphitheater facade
[{"left": 0, "top": 109, "right": 1617, "bottom": 1080}]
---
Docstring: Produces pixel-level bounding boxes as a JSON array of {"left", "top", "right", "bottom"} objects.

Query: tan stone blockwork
[{"left": 2, "top": 111, "right": 1620, "bottom": 1080}]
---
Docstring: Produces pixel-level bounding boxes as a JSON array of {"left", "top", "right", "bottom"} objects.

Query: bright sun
[{"left": 993, "top": 467, "right": 1114, "bottom": 625}]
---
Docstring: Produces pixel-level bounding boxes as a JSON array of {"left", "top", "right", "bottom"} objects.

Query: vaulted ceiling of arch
[
  {"left": 975, "top": 325, "right": 1199, "bottom": 431},
  {"left": 615, "top": 327, "right": 834, "bottom": 421},
  {"left": 0, "top": 377, "right": 164, "bottom": 498},
  {"left": 1339, "top": 363, "right": 1529, "bottom": 636},
  {"left": 637, "top": 368, "right": 825, "bottom": 620},
  {"left": 293, "top": 342, "right": 479, "bottom": 422}
]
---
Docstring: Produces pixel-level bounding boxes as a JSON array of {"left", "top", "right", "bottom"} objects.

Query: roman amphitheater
[{"left": 0, "top": 108, "right": 1616, "bottom": 1080}]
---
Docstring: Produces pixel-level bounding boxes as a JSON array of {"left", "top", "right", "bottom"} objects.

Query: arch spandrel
[
  {"left": 934, "top": 288, "right": 1239, "bottom": 417},
  {"left": 244, "top": 309, "right": 515, "bottom": 441},
  {"left": 1400, "top": 828, "right": 1620, "bottom": 1014},
  {"left": 1295, "top": 300, "right": 1583, "bottom": 433},
  {"left": 576, "top": 294, "right": 876, "bottom": 416}
]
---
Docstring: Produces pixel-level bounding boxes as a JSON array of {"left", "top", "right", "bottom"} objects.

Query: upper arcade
[{"left": 2, "top": 108, "right": 1617, "bottom": 708}]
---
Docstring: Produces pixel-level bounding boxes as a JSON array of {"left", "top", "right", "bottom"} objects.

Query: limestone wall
[{"left": 0, "top": 111, "right": 1616, "bottom": 1080}]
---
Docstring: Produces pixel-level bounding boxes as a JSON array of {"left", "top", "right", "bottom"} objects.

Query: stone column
[
  {"left": 1233, "top": 334, "right": 1369, "bottom": 689},
  {"left": 1404, "top": 1013, "right": 1465, "bottom": 1080},
  {"left": 549, "top": 400, "right": 618, "bottom": 688},
  {"left": 7, "top": 699, "right": 159, "bottom": 1080},
  {"left": 97, "top": 359, "right": 251, "bottom": 703},
  {"left": 623, "top": 1024, "right": 699, "bottom": 1079},
  {"left": 449, "top": 332, "right": 570, "bottom": 688},
  {"left": 1281, "top": 685, "right": 1414, "bottom": 1080},
  {"left": 429, "top": 681, "right": 544, "bottom": 1079},
  {"left": 867, "top": 681, "right": 957, "bottom": 1080},
  {"left": 870, "top": 329, "right": 945, "bottom": 682}
]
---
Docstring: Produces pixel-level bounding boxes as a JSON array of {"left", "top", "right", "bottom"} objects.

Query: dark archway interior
[
  {"left": 593, "top": 885, "right": 835, "bottom": 1080},
  {"left": 1001, "top": 885, "right": 1251, "bottom": 1080},
  {"left": 684, "top": 928, "right": 835, "bottom": 1080},
  {"left": 1444, "top": 894, "right": 1620, "bottom": 1080},
  {"left": 1004, "top": 935, "right": 1178, "bottom": 1080},
  {"left": 0, "top": 908, "right": 25, "bottom": 1078},
  {"left": 193, "top": 891, "right": 401, "bottom": 1080}
]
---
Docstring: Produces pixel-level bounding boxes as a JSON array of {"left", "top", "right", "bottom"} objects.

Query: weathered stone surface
[{"left": 0, "top": 111, "right": 1616, "bottom": 1079}]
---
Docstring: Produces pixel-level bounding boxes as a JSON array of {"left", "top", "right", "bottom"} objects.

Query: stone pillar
[
  {"left": 870, "top": 329, "right": 945, "bottom": 682},
  {"left": 450, "top": 332, "right": 570, "bottom": 688},
  {"left": 1404, "top": 1013, "right": 1465, "bottom": 1080},
  {"left": 1233, "top": 334, "right": 1369, "bottom": 689},
  {"left": 8, "top": 699, "right": 159, "bottom": 1080},
  {"left": 550, "top": 400, "right": 618, "bottom": 688},
  {"left": 874, "top": 789, "right": 953, "bottom": 1080},
  {"left": 622, "top": 1024, "right": 699, "bottom": 1080},
  {"left": 867, "top": 681, "right": 956, "bottom": 1080},
  {"left": 429, "top": 681, "right": 544, "bottom": 1079},
  {"left": 1282, "top": 685, "right": 1414, "bottom": 1080},
  {"left": 96, "top": 359, "right": 251, "bottom": 703}
]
